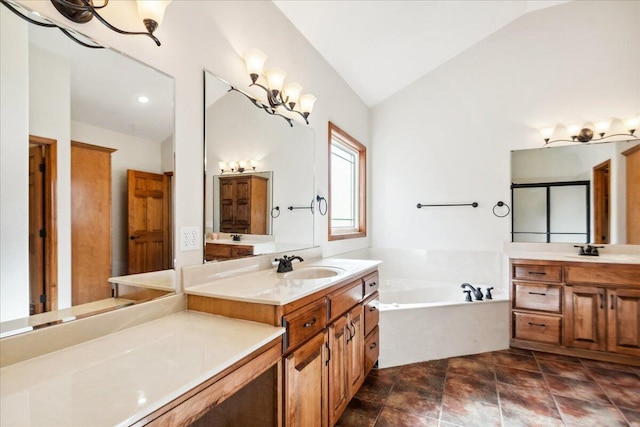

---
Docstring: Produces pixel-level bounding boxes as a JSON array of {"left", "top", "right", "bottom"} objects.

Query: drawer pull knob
[
  {"left": 369, "top": 342, "right": 377, "bottom": 350},
  {"left": 303, "top": 318, "right": 317, "bottom": 328},
  {"left": 528, "top": 322, "right": 546, "bottom": 328},
  {"left": 528, "top": 291, "right": 547, "bottom": 296},
  {"left": 369, "top": 306, "right": 377, "bottom": 312},
  {"left": 528, "top": 272, "right": 546, "bottom": 276},
  {"left": 369, "top": 281, "right": 377, "bottom": 287}
]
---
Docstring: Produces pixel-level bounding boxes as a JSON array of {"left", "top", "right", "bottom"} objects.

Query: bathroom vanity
[
  {"left": 184, "top": 256, "right": 381, "bottom": 427},
  {"left": 509, "top": 254, "right": 640, "bottom": 366}
]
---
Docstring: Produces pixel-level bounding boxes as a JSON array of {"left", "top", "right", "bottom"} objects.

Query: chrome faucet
[
  {"left": 275, "top": 255, "right": 304, "bottom": 273},
  {"left": 460, "top": 283, "right": 483, "bottom": 301}
]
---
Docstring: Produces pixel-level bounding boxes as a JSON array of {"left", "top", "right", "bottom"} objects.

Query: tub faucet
[
  {"left": 461, "top": 283, "right": 483, "bottom": 301},
  {"left": 275, "top": 255, "right": 304, "bottom": 273}
]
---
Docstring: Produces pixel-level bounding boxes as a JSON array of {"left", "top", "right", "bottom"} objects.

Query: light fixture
[
  {"left": 0, "top": 0, "right": 171, "bottom": 48},
  {"left": 218, "top": 160, "right": 258, "bottom": 174},
  {"left": 229, "top": 48, "right": 316, "bottom": 127},
  {"left": 540, "top": 115, "right": 639, "bottom": 145}
]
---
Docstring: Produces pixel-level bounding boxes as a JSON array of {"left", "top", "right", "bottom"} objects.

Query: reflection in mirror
[
  {"left": 511, "top": 139, "right": 640, "bottom": 244},
  {"left": 0, "top": 7, "right": 175, "bottom": 332},
  {"left": 204, "top": 71, "right": 315, "bottom": 262}
]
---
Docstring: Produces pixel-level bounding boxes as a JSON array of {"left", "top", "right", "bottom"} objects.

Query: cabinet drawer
[
  {"left": 328, "top": 280, "right": 363, "bottom": 321},
  {"left": 231, "top": 246, "right": 253, "bottom": 258},
  {"left": 363, "top": 272, "right": 379, "bottom": 297},
  {"left": 364, "top": 326, "right": 379, "bottom": 375},
  {"left": 363, "top": 292, "right": 379, "bottom": 337},
  {"left": 513, "top": 312, "right": 561, "bottom": 345},
  {"left": 205, "top": 244, "right": 232, "bottom": 259},
  {"left": 565, "top": 264, "right": 640, "bottom": 286},
  {"left": 514, "top": 282, "right": 562, "bottom": 313},
  {"left": 513, "top": 264, "right": 562, "bottom": 283},
  {"left": 283, "top": 298, "right": 327, "bottom": 353}
]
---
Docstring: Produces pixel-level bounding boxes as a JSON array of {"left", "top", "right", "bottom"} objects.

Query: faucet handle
[
  {"left": 485, "top": 287, "right": 494, "bottom": 300},
  {"left": 573, "top": 245, "right": 585, "bottom": 255},
  {"left": 463, "top": 290, "right": 472, "bottom": 302}
]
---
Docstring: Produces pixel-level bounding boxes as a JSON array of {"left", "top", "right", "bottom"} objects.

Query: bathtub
[{"left": 377, "top": 284, "right": 510, "bottom": 368}]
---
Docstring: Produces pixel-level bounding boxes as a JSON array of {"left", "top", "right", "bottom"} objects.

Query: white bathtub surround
[
  {"left": 0, "top": 311, "right": 284, "bottom": 426},
  {"left": 331, "top": 247, "right": 510, "bottom": 367},
  {"left": 379, "top": 296, "right": 510, "bottom": 368}
]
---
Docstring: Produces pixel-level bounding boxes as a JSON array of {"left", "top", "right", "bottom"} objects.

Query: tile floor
[{"left": 337, "top": 348, "right": 640, "bottom": 427}]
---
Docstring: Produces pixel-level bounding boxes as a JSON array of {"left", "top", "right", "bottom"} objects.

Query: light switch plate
[{"left": 180, "top": 226, "right": 200, "bottom": 251}]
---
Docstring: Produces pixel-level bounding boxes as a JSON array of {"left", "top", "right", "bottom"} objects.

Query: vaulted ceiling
[{"left": 273, "top": 0, "right": 570, "bottom": 107}]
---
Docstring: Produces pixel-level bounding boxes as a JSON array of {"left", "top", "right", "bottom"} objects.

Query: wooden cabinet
[
  {"left": 219, "top": 175, "right": 268, "bottom": 234},
  {"left": 205, "top": 242, "right": 254, "bottom": 261},
  {"left": 188, "top": 268, "right": 381, "bottom": 426},
  {"left": 284, "top": 332, "right": 328, "bottom": 427},
  {"left": 511, "top": 259, "right": 640, "bottom": 365}
]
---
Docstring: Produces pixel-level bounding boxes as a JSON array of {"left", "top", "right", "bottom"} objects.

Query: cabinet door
[
  {"left": 234, "top": 179, "right": 251, "bottom": 225},
  {"left": 220, "top": 180, "right": 235, "bottom": 225},
  {"left": 564, "top": 286, "right": 606, "bottom": 350},
  {"left": 328, "top": 315, "right": 349, "bottom": 427},
  {"left": 284, "top": 332, "right": 328, "bottom": 427},
  {"left": 607, "top": 288, "right": 640, "bottom": 357},
  {"left": 347, "top": 305, "right": 365, "bottom": 399}
]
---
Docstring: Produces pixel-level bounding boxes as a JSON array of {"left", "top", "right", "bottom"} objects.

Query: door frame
[
  {"left": 29, "top": 135, "right": 58, "bottom": 312},
  {"left": 593, "top": 159, "right": 611, "bottom": 244}
]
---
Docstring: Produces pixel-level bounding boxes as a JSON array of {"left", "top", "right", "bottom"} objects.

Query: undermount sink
[{"left": 283, "top": 266, "right": 346, "bottom": 280}]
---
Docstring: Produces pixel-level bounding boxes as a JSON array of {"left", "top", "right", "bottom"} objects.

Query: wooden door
[
  {"left": 71, "top": 142, "right": 114, "bottom": 305},
  {"left": 220, "top": 178, "right": 235, "bottom": 227},
  {"left": 347, "top": 305, "right": 365, "bottom": 399},
  {"left": 284, "top": 332, "right": 328, "bottom": 427},
  {"left": 593, "top": 159, "right": 610, "bottom": 244},
  {"left": 606, "top": 288, "right": 640, "bottom": 357},
  {"left": 234, "top": 178, "right": 251, "bottom": 225},
  {"left": 127, "top": 170, "right": 171, "bottom": 274},
  {"left": 564, "top": 285, "right": 606, "bottom": 351},
  {"left": 328, "top": 315, "right": 349, "bottom": 427},
  {"left": 623, "top": 145, "right": 640, "bottom": 243},
  {"left": 29, "top": 145, "right": 45, "bottom": 315}
]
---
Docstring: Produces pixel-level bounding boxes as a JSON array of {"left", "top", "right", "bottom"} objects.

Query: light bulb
[
  {"left": 567, "top": 124, "right": 582, "bottom": 138},
  {"left": 239, "top": 160, "right": 247, "bottom": 168},
  {"left": 299, "top": 94, "right": 317, "bottom": 116},
  {"left": 540, "top": 127, "right": 554, "bottom": 141},
  {"left": 250, "top": 159, "right": 258, "bottom": 169},
  {"left": 283, "top": 82, "right": 302, "bottom": 108},
  {"left": 218, "top": 161, "right": 227, "bottom": 171},
  {"left": 265, "top": 68, "right": 286, "bottom": 95},
  {"left": 243, "top": 49, "right": 268, "bottom": 83},
  {"left": 137, "top": 0, "right": 172, "bottom": 31},
  {"left": 625, "top": 116, "right": 639, "bottom": 131},
  {"left": 595, "top": 119, "right": 611, "bottom": 136}
]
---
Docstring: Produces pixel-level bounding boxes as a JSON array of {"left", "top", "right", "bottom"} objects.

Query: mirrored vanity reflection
[
  {"left": 0, "top": 9, "right": 176, "bottom": 335},
  {"left": 511, "top": 139, "right": 640, "bottom": 244},
  {"left": 203, "top": 71, "right": 315, "bottom": 262}
]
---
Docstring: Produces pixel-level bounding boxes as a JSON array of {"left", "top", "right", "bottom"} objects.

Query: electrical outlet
[{"left": 180, "top": 226, "right": 200, "bottom": 251}]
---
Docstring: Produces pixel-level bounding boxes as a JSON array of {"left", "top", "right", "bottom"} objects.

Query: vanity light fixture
[
  {"left": 540, "top": 115, "right": 639, "bottom": 145},
  {"left": 218, "top": 160, "right": 258, "bottom": 174},
  {"left": 230, "top": 48, "right": 316, "bottom": 127},
  {"left": 0, "top": 0, "right": 171, "bottom": 48}
]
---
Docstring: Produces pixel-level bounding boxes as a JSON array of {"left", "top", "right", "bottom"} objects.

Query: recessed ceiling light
[{"left": 137, "top": 96, "right": 150, "bottom": 104}]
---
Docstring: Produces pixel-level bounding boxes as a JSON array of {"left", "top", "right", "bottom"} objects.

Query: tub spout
[{"left": 461, "top": 283, "right": 483, "bottom": 301}]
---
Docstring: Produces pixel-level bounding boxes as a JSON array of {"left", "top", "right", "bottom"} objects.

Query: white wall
[
  {"left": 11, "top": 0, "right": 371, "bottom": 289},
  {"left": 0, "top": 8, "right": 29, "bottom": 321},
  {"left": 29, "top": 44, "right": 73, "bottom": 310},
  {"left": 370, "top": 1, "right": 640, "bottom": 286},
  {"left": 70, "top": 121, "right": 168, "bottom": 276}
]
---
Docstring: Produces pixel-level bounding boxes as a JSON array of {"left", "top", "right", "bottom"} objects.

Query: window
[{"left": 328, "top": 122, "right": 366, "bottom": 240}]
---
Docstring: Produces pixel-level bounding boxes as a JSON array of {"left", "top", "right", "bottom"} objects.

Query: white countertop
[
  {"left": 507, "top": 251, "right": 640, "bottom": 264},
  {"left": 108, "top": 269, "right": 176, "bottom": 291},
  {"left": 0, "top": 311, "right": 284, "bottom": 427},
  {"left": 186, "top": 258, "right": 382, "bottom": 305}
]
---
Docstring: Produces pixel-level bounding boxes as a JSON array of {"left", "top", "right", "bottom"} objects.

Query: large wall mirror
[
  {"left": 204, "top": 71, "right": 315, "bottom": 262},
  {"left": 511, "top": 139, "right": 640, "bottom": 244},
  {"left": 0, "top": 6, "right": 175, "bottom": 333}
]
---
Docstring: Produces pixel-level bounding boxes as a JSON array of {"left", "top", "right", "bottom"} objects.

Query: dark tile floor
[{"left": 337, "top": 348, "right": 640, "bottom": 427}]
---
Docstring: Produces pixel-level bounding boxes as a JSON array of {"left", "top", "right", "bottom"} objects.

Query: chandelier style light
[
  {"left": 540, "top": 115, "right": 639, "bottom": 145},
  {"left": 0, "top": 0, "right": 171, "bottom": 48},
  {"left": 230, "top": 48, "right": 316, "bottom": 127}
]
